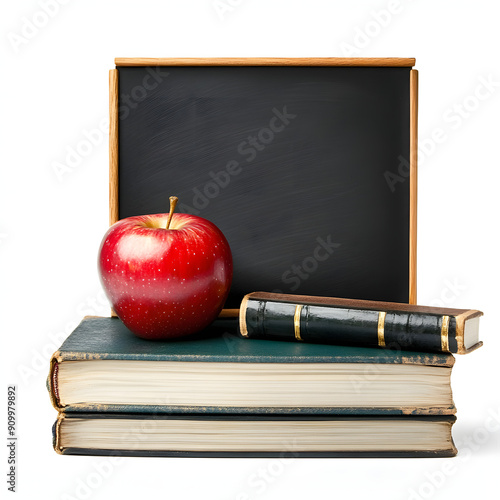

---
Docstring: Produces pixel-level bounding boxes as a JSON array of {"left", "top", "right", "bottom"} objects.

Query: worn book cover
[
  {"left": 48, "top": 316, "right": 456, "bottom": 416},
  {"left": 53, "top": 413, "right": 458, "bottom": 458},
  {"left": 240, "top": 292, "right": 483, "bottom": 354}
]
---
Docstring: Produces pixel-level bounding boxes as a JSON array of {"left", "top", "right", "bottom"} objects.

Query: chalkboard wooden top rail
[{"left": 115, "top": 57, "right": 415, "bottom": 67}]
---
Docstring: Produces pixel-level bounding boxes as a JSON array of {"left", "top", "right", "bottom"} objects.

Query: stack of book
[{"left": 48, "top": 293, "right": 482, "bottom": 457}]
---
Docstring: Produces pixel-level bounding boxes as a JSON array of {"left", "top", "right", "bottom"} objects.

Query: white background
[{"left": 2, "top": 1, "right": 499, "bottom": 499}]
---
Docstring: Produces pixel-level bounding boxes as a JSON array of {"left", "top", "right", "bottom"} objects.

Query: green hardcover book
[
  {"left": 53, "top": 413, "right": 457, "bottom": 458},
  {"left": 48, "top": 316, "right": 456, "bottom": 416}
]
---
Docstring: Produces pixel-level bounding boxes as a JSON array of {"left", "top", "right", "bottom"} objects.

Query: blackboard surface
[{"left": 118, "top": 66, "right": 411, "bottom": 308}]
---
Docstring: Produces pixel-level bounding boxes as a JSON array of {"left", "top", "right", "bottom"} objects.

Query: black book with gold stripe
[{"left": 239, "top": 292, "right": 483, "bottom": 354}]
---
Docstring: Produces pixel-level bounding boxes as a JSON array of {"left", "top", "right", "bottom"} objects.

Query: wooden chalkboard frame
[{"left": 109, "top": 58, "right": 418, "bottom": 310}]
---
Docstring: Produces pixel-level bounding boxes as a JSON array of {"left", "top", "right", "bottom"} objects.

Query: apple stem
[{"left": 165, "top": 196, "right": 178, "bottom": 230}]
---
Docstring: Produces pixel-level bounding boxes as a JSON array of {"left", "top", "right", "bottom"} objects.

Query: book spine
[
  {"left": 47, "top": 354, "right": 62, "bottom": 411},
  {"left": 240, "top": 298, "right": 460, "bottom": 353}
]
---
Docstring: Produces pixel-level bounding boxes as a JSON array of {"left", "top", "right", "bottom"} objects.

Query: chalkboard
[{"left": 111, "top": 59, "right": 417, "bottom": 309}]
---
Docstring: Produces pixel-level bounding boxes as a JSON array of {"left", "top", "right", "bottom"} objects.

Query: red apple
[{"left": 98, "top": 197, "right": 233, "bottom": 340}]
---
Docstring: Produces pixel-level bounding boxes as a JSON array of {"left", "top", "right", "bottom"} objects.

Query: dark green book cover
[
  {"left": 48, "top": 316, "right": 455, "bottom": 415},
  {"left": 53, "top": 413, "right": 458, "bottom": 458}
]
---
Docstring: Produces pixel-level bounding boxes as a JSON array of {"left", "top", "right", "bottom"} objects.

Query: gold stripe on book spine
[
  {"left": 377, "top": 312, "right": 386, "bottom": 347},
  {"left": 294, "top": 305, "right": 303, "bottom": 341},
  {"left": 441, "top": 315, "right": 450, "bottom": 352}
]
